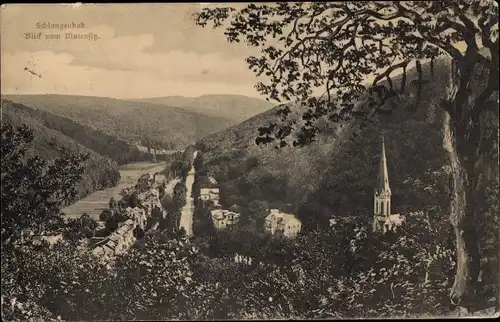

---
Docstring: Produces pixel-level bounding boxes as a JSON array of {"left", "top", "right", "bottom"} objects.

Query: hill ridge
[
  {"left": 130, "top": 94, "right": 274, "bottom": 123},
  {"left": 2, "top": 94, "right": 236, "bottom": 150}
]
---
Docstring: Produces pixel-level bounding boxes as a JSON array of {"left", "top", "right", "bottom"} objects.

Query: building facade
[
  {"left": 264, "top": 209, "right": 302, "bottom": 238},
  {"left": 210, "top": 209, "right": 240, "bottom": 230},
  {"left": 199, "top": 187, "right": 220, "bottom": 207}
]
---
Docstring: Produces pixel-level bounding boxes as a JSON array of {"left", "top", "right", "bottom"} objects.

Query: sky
[
  {"left": 1, "top": 3, "right": 473, "bottom": 101},
  {"left": 0, "top": 3, "right": 265, "bottom": 99}
]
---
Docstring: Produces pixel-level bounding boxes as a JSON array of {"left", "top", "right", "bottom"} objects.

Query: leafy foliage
[
  {"left": 1, "top": 124, "right": 88, "bottom": 244},
  {"left": 1, "top": 100, "right": 121, "bottom": 202},
  {"left": 195, "top": 1, "right": 498, "bottom": 147},
  {"left": 0, "top": 123, "right": 107, "bottom": 321}
]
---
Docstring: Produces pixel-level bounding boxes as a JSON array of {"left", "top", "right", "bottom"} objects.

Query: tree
[
  {"left": 193, "top": 151, "right": 205, "bottom": 172},
  {"left": 62, "top": 218, "right": 85, "bottom": 241},
  {"left": 105, "top": 215, "right": 119, "bottom": 234},
  {"left": 99, "top": 209, "right": 112, "bottom": 222},
  {"left": 129, "top": 191, "right": 139, "bottom": 208},
  {"left": 109, "top": 197, "right": 117, "bottom": 211},
  {"left": 80, "top": 214, "right": 99, "bottom": 238},
  {"left": 195, "top": 1, "right": 499, "bottom": 308},
  {"left": 87, "top": 219, "right": 98, "bottom": 237},
  {"left": 1, "top": 124, "right": 88, "bottom": 245},
  {"left": 99, "top": 232, "right": 208, "bottom": 320},
  {"left": 80, "top": 213, "right": 91, "bottom": 226},
  {"left": 2, "top": 231, "right": 106, "bottom": 321},
  {"left": 173, "top": 182, "right": 188, "bottom": 209},
  {"left": 158, "top": 185, "right": 166, "bottom": 200}
]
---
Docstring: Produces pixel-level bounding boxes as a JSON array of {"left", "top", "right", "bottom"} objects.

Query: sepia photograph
[{"left": 1, "top": 2, "right": 499, "bottom": 320}]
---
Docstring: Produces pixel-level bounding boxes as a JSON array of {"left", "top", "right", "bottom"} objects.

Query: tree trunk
[
  {"left": 443, "top": 112, "right": 481, "bottom": 309},
  {"left": 430, "top": 58, "right": 434, "bottom": 79},
  {"left": 497, "top": 246, "right": 500, "bottom": 312},
  {"left": 401, "top": 65, "right": 407, "bottom": 93},
  {"left": 442, "top": 53, "right": 499, "bottom": 310},
  {"left": 415, "top": 60, "right": 423, "bottom": 111}
]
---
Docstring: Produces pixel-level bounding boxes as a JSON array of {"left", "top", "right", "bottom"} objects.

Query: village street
[{"left": 179, "top": 151, "right": 198, "bottom": 236}]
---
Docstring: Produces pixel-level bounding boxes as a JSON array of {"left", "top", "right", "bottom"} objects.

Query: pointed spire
[{"left": 376, "top": 136, "right": 391, "bottom": 195}]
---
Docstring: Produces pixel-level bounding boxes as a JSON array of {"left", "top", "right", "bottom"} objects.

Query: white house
[
  {"left": 32, "top": 234, "right": 64, "bottom": 248},
  {"left": 211, "top": 209, "right": 240, "bottom": 230},
  {"left": 200, "top": 188, "right": 219, "bottom": 201},
  {"left": 264, "top": 209, "right": 302, "bottom": 238}
]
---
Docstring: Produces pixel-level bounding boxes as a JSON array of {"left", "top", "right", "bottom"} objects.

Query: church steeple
[
  {"left": 375, "top": 136, "right": 391, "bottom": 197},
  {"left": 372, "top": 136, "right": 404, "bottom": 234}
]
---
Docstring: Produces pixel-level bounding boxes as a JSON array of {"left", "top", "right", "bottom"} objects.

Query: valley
[
  {"left": 2, "top": 94, "right": 271, "bottom": 150},
  {"left": 2, "top": 2, "right": 498, "bottom": 319},
  {"left": 62, "top": 162, "right": 167, "bottom": 220},
  {"left": 3, "top": 75, "right": 498, "bottom": 320}
]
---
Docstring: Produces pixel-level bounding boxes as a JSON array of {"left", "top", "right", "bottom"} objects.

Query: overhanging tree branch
[{"left": 372, "top": 59, "right": 412, "bottom": 87}]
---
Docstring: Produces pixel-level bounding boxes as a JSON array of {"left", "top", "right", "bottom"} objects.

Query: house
[
  {"left": 92, "top": 219, "right": 136, "bottom": 260},
  {"left": 199, "top": 187, "right": 220, "bottom": 206},
  {"left": 264, "top": 209, "right": 302, "bottom": 238},
  {"left": 210, "top": 209, "right": 240, "bottom": 230},
  {"left": 153, "top": 173, "right": 166, "bottom": 184},
  {"left": 372, "top": 137, "right": 405, "bottom": 233},
  {"left": 123, "top": 207, "right": 148, "bottom": 230},
  {"left": 32, "top": 234, "right": 64, "bottom": 248},
  {"left": 234, "top": 253, "right": 253, "bottom": 265},
  {"left": 200, "top": 187, "right": 219, "bottom": 200}
]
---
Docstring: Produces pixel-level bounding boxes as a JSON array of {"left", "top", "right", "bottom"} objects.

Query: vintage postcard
[{"left": 1, "top": 2, "right": 499, "bottom": 320}]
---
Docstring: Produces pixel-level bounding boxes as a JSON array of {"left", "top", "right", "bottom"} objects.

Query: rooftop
[
  {"left": 265, "top": 211, "right": 300, "bottom": 225},
  {"left": 211, "top": 209, "right": 240, "bottom": 220}
]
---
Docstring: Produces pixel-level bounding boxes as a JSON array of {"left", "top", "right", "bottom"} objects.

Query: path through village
[{"left": 179, "top": 151, "right": 198, "bottom": 237}]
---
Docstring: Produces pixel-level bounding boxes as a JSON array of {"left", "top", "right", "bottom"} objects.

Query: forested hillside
[
  {"left": 197, "top": 60, "right": 450, "bottom": 226},
  {"left": 3, "top": 94, "right": 235, "bottom": 150},
  {"left": 1, "top": 100, "right": 120, "bottom": 204},
  {"left": 1, "top": 100, "right": 149, "bottom": 165},
  {"left": 131, "top": 94, "right": 274, "bottom": 123}
]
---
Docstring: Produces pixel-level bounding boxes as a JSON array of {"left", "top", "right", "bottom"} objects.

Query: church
[{"left": 372, "top": 137, "right": 405, "bottom": 233}]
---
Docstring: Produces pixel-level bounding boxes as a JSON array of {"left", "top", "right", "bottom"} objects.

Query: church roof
[{"left": 375, "top": 136, "right": 391, "bottom": 195}]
